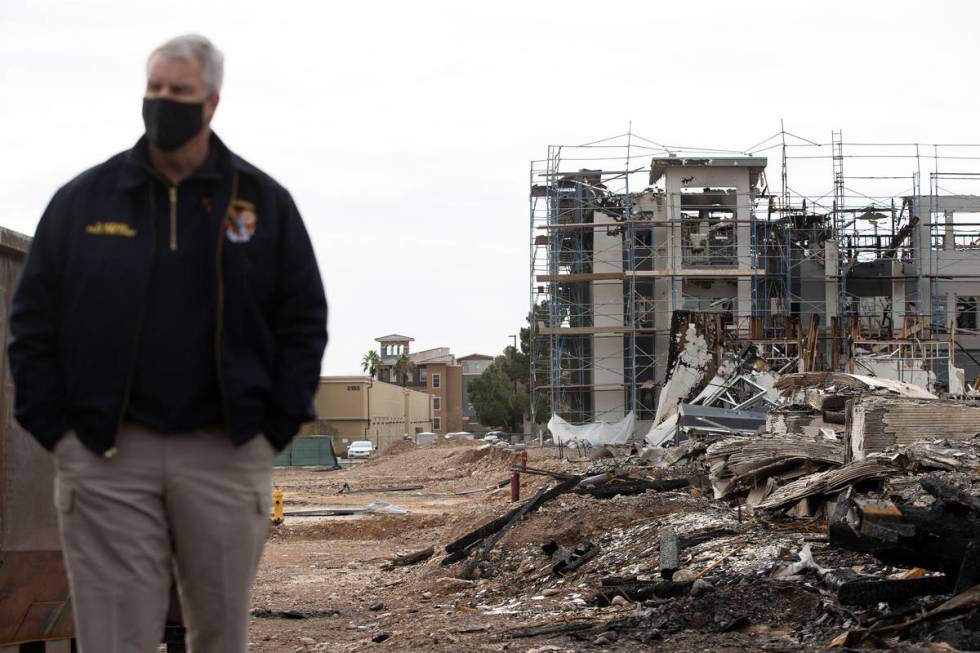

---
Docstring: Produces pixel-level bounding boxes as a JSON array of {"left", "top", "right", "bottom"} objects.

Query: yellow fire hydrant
[{"left": 272, "top": 487, "right": 284, "bottom": 526}]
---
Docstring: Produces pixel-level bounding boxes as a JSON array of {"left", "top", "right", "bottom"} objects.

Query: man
[{"left": 8, "top": 34, "right": 327, "bottom": 652}]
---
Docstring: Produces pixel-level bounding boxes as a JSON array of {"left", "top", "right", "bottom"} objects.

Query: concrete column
[
  {"left": 592, "top": 211, "right": 625, "bottom": 422},
  {"left": 944, "top": 210, "right": 954, "bottom": 251},
  {"left": 653, "top": 205, "right": 671, "bottom": 386},
  {"left": 735, "top": 186, "right": 753, "bottom": 329},
  {"left": 912, "top": 195, "right": 933, "bottom": 326},
  {"left": 824, "top": 241, "right": 839, "bottom": 319},
  {"left": 891, "top": 259, "right": 905, "bottom": 336}
]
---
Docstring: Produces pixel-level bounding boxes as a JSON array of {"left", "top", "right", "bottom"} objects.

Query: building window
[
  {"left": 433, "top": 397, "right": 441, "bottom": 411},
  {"left": 419, "top": 367, "right": 427, "bottom": 383},
  {"left": 379, "top": 369, "right": 390, "bottom": 383},
  {"left": 433, "top": 417, "right": 441, "bottom": 431},
  {"left": 957, "top": 296, "right": 978, "bottom": 330},
  {"left": 432, "top": 373, "right": 441, "bottom": 389}
]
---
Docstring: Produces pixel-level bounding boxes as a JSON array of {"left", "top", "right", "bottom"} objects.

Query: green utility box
[{"left": 274, "top": 436, "right": 340, "bottom": 468}]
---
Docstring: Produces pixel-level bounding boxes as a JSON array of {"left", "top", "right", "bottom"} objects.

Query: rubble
[
  {"left": 752, "top": 458, "right": 898, "bottom": 514},
  {"left": 251, "top": 365, "right": 980, "bottom": 652},
  {"left": 847, "top": 395, "right": 980, "bottom": 460},
  {"left": 541, "top": 540, "right": 600, "bottom": 576},
  {"left": 829, "top": 479, "right": 980, "bottom": 589},
  {"left": 706, "top": 434, "right": 844, "bottom": 502}
]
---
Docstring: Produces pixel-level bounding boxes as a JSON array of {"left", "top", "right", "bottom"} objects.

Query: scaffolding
[{"left": 530, "top": 128, "right": 980, "bottom": 427}]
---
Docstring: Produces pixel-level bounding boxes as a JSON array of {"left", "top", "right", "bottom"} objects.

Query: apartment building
[{"left": 373, "top": 334, "right": 463, "bottom": 435}]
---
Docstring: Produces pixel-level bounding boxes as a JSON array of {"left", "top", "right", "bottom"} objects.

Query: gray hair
[{"left": 148, "top": 34, "right": 224, "bottom": 95}]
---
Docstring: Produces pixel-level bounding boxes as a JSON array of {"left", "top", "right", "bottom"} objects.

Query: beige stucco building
[
  {"left": 374, "top": 334, "right": 464, "bottom": 435},
  {"left": 299, "top": 376, "right": 433, "bottom": 450}
]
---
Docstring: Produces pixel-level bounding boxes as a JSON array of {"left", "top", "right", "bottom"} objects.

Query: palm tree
[
  {"left": 393, "top": 353, "right": 417, "bottom": 387},
  {"left": 361, "top": 350, "right": 381, "bottom": 379}
]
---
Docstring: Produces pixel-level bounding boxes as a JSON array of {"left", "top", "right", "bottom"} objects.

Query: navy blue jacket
[{"left": 8, "top": 134, "right": 328, "bottom": 455}]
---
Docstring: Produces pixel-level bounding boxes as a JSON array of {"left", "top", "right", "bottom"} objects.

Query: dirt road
[{"left": 251, "top": 439, "right": 551, "bottom": 652}]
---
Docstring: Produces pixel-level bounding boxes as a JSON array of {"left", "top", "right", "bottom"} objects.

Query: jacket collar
[{"left": 118, "top": 132, "right": 234, "bottom": 190}]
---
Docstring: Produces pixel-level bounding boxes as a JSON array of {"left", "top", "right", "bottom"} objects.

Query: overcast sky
[{"left": 2, "top": 0, "right": 978, "bottom": 375}]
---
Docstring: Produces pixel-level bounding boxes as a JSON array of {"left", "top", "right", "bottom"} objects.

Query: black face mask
[{"left": 142, "top": 97, "right": 205, "bottom": 151}]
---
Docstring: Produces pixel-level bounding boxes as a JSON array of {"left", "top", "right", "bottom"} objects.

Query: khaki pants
[{"left": 53, "top": 423, "right": 275, "bottom": 653}]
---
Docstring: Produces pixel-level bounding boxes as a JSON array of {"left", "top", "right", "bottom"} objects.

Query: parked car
[
  {"left": 415, "top": 432, "right": 437, "bottom": 445},
  {"left": 346, "top": 440, "right": 374, "bottom": 459},
  {"left": 484, "top": 430, "right": 508, "bottom": 443}
]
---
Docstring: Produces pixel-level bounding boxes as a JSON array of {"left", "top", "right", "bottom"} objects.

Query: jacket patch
[
  {"left": 85, "top": 222, "right": 136, "bottom": 238},
  {"left": 226, "top": 199, "right": 257, "bottom": 243}
]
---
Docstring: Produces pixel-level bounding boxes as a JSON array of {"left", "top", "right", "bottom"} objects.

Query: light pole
[{"left": 508, "top": 334, "right": 519, "bottom": 435}]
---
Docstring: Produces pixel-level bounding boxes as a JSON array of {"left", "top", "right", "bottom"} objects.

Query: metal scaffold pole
[{"left": 529, "top": 127, "right": 980, "bottom": 423}]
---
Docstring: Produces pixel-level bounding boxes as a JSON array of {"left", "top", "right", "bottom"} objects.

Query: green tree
[
  {"left": 361, "top": 350, "right": 381, "bottom": 379},
  {"left": 392, "top": 353, "right": 416, "bottom": 387},
  {"left": 468, "top": 302, "right": 564, "bottom": 433},
  {"left": 467, "top": 354, "right": 528, "bottom": 433},
  {"left": 523, "top": 300, "right": 560, "bottom": 424}
]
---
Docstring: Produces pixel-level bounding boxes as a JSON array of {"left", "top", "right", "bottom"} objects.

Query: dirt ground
[{"left": 246, "top": 440, "right": 977, "bottom": 652}]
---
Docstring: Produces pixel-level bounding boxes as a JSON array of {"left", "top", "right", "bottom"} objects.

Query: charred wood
[
  {"left": 458, "top": 478, "right": 579, "bottom": 579},
  {"left": 825, "top": 572, "right": 953, "bottom": 604},
  {"left": 829, "top": 484, "right": 980, "bottom": 581},
  {"left": 592, "top": 579, "right": 693, "bottom": 606},
  {"left": 574, "top": 478, "right": 689, "bottom": 499},
  {"left": 390, "top": 546, "right": 434, "bottom": 567}
]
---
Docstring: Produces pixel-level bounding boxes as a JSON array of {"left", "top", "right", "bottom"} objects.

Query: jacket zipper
[
  {"left": 169, "top": 186, "right": 178, "bottom": 251},
  {"left": 111, "top": 171, "right": 234, "bottom": 453},
  {"left": 110, "top": 185, "right": 158, "bottom": 458},
  {"left": 214, "top": 172, "right": 240, "bottom": 433}
]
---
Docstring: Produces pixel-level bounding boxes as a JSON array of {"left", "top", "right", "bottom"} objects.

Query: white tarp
[{"left": 548, "top": 411, "right": 636, "bottom": 446}]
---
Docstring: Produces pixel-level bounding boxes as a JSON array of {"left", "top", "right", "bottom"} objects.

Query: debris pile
[
  {"left": 400, "top": 358, "right": 980, "bottom": 649},
  {"left": 255, "top": 345, "right": 980, "bottom": 651},
  {"left": 706, "top": 433, "right": 844, "bottom": 506}
]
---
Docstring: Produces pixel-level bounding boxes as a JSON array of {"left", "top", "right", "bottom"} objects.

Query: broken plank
[
  {"left": 679, "top": 528, "right": 738, "bottom": 548},
  {"left": 561, "top": 546, "right": 599, "bottom": 575},
  {"left": 516, "top": 466, "right": 581, "bottom": 481},
  {"left": 505, "top": 622, "right": 599, "bottom": 639},
  {"left": 445, "top": 507, "right": 524, "bottom": 554},
  {"left": 390, "top": 546, "right": 434, "bottom": 567},
  {"left": 955, "top": 540, "right": 980, "bottom": 593},
  {"left": 593, "top": 579, "right": 693, "bottom": 605},
  {"left": 695, "top": 541, "right": 746, "bottom": 579},
  {"left": 921, "top": 476, "right": 980, "bottom": 514},
  {"left": 282, "top": 508, "right": 368, "bottom": 517},
  {"left": 445, "top": 476, "right": 580, "bottom": 555},
  {"left": 829, "top": 490, "right": 980, "bottom": 580},
  {"left": 338, "top": 483, "right": 423, "bottom": 494},
  {"left": 829, "top": 584, "right": 980, "bottom": 647},
  {"left": 440, "top": 548, "right": 472, "bottom": 566},
  {"left": 833, "top": 575, "right": 952, "bottom": 604},
  {"left": 544, "top": 541, "right": 600, "bottom": 576},
  {"left": 459, "top": 478, "right": 579, "bottom": 580},
  {"left": 754, "top": 459, "right": 895, "bottom": 512},
  {"left": 575, "top": 478, "right": 689, "bottom": 499}
]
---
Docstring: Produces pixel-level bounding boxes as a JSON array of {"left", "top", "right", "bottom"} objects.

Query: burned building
[{"left": 530, "top": 131, "right": 980, "bottom": 429}]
